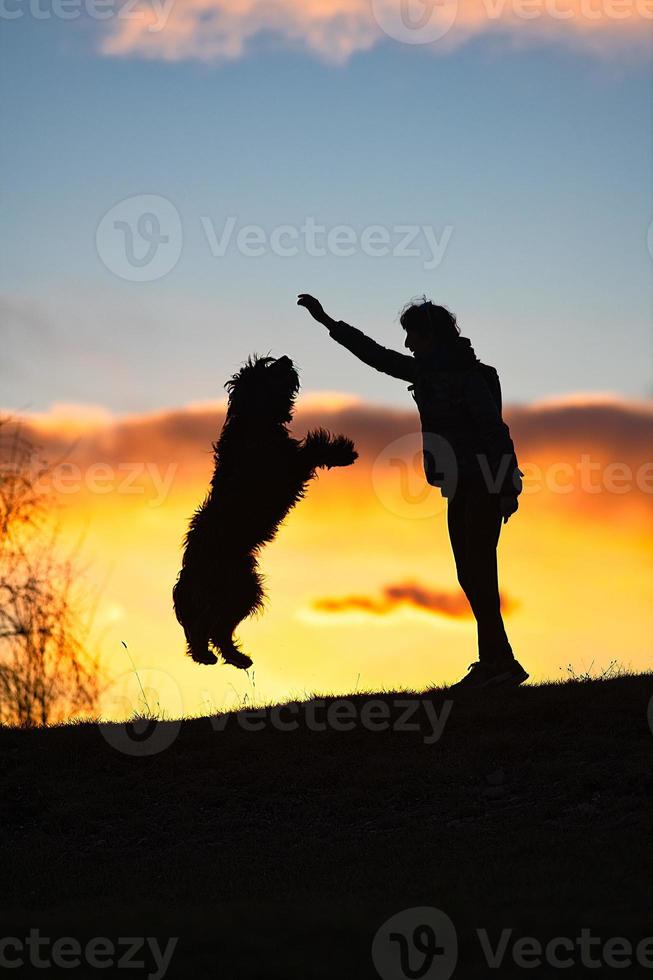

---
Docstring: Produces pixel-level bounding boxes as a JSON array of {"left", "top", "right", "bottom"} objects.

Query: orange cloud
[
  {"left": 312, "top": 580, "right": 516, "bottom": 617},
  {"left": 15, "top": 392, "right": 651, "bottom": 513},
  {"left": 100, "top": 0, "right": 650, "bottom": 64},
  {"left": 4, "top": 390, "right": 650, "bottom": 716}
]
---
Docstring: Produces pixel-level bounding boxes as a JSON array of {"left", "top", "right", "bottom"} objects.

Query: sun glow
[{"left": 11, "top": 392, "right": 652, "bottom": 720}]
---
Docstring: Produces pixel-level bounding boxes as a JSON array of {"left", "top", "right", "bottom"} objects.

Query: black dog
[{"left": 173, "top": 354, "right": 357, "bottom": 669}]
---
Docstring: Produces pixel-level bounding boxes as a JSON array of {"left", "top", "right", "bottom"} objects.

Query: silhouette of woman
[{"left": 298, "top": 294, "right": 528, "bottom": 690}]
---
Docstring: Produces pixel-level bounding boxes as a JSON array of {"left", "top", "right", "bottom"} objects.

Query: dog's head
[{"left": 225, "top": 354, "right": 300, "bottom": 424}]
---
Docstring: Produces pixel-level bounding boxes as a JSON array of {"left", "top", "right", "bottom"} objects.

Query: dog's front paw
[{"left": 329, "top": 435, "right": 358, "bottom": 467}]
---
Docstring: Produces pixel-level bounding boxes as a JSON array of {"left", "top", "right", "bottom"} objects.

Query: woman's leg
[
  {"left": 464, "top": 490, "right": 513, "bottom": 663},
  {"left": 447, "top": 484, "right": 481, "bottom": 629},
  {"left": 447, "top": 485, "right": 513, "bottom": 664}
]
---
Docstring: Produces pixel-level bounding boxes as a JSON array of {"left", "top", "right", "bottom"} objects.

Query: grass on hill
[{"left": 2, "top": 672, "right": 652, "bottom": 978}]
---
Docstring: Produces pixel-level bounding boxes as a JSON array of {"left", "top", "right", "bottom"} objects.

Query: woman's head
[{"left": 400, "top": 298, "right": 460, "bottom": 355}]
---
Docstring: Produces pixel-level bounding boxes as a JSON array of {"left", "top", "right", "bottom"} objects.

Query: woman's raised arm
[{"left": 297, "top": 294, "right": 415, "bottom": 382}]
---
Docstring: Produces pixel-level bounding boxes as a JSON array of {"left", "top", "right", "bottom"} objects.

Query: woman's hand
[
  {"left": 297, "top": 294, "right": 327, "bottom": 324},
  {"left": 499, "top": 495, "right": 519, "bottom": 524}
]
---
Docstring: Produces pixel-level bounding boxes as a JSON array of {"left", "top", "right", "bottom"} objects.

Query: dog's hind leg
[
  {"left": 213, "top": 629, "right": 253, "bottom": 670},
  {"left": 186, "top": 629, "right": 218, "bottom": 666},
  {"left": 211, "top": 563, "right": 263, "bottom": 670},
  {"left": 173, "top": 574, "right": 218, "bottom": 665}
]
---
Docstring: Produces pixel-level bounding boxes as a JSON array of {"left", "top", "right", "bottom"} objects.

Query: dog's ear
[{"left": 225, "top": 355, "right": 273, "bottom": 417}]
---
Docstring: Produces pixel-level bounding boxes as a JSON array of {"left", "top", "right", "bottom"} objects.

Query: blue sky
[{"left": 1, "top": 8, "right": 651, "bottom": 413}]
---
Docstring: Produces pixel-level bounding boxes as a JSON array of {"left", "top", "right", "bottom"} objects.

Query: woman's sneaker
[
  {"left": 484, "top": 658, "right": 529, "bottom": 688},
  {"left": 451, "top": 659, "right": 528, "bottom": 691},
  {"left": 450, "top": 662, "right": 497, "bottom": 690}
]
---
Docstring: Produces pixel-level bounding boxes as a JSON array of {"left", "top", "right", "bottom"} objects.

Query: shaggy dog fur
[{"left": 173, "top": 354, "right": 357, "bottom": 669}]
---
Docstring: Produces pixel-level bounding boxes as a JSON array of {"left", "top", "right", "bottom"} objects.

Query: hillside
[{"left": 2, "top": 674, "right": 652, "bottom": 978}]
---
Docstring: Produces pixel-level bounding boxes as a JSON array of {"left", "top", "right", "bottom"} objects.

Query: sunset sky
[
  {"left": 14, "top": 393, "right": 653, "bottom": 719},
  {"left": 1, "top": 0, "right": 651, "bottom": 717}
]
